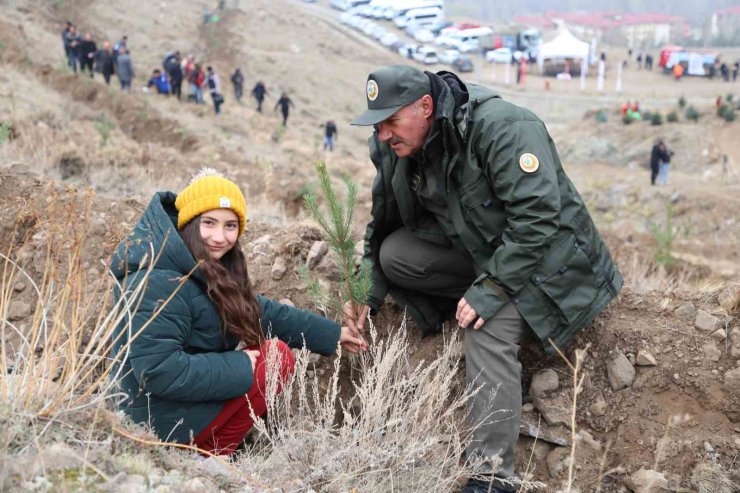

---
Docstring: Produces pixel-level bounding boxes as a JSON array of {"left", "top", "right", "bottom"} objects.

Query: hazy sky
[{"left": 447, "top": 0, "right": 740, "bottom": 25}]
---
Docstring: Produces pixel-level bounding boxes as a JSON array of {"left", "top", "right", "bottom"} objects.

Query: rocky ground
[{"left": 1, "top": 0, "right": 739, "bottom": 491}]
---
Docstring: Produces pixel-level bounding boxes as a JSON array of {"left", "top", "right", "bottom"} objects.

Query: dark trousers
[
  {"left": 68, "top": 53, "right": 79, "bottom": 73},
  {"left": 281, "top": 109, "right": 289, "bottom": 125},
  {"left": 212, "top": 93, "right": 222, "bottom": 115},
  {"left": 80, "top": 58, "right": 94, "bottom": 76},
  {"left": 650, "top": 162, "right": 660, "bottom": 185},
  {"left": 378, "top": 227, "right": 530, "bottom": 491},
  {"left": 256, "top": 97, "right": 263, "bottom": 112},
  {"left": 102, "top": 71, "right": 112, "bottom": 85},
  {"left": 234, "top": 85, "right": 243, "bottom": 102},
  {"left": 171, "top": 80, "right": 182, "bottom": 100}
]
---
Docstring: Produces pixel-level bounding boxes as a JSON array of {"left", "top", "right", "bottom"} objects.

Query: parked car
[
  {"left": 486, "top": 47, "right": 513, "bottom": 63},
  {"left": 438, "top": 49, "right": 460, "bottom": 65},
  {"left": 452, "top": 55, "right": 474, "bottom": 72},
  {"left": 412, "top": 46, "right": 438, "bottom": 65},
  {"left": 380, "top": 32, "right": 400, "bottom": 47},
  {"left": 413, "top": 29, "right": 435, "bottom": 43}
]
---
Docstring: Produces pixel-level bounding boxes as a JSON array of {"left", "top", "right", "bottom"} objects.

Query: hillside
[{"left": 0, "top": 0, "right": 739, "bottom": 491}]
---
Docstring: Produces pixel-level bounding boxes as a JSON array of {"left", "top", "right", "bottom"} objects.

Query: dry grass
[
  {"left": 240, "top": 319, "right": 490, "bottom": 492},
  {"left": 690, "top": 461, "right": 738, "bottom": 493},
  {"left": 615, "top": 248, "right": 701, "bottom": 293},
  {"left": 0, "top": 187, "right": 168, "bottom": 490},
  {"left": 0, "top": 190, "right": 498, "bottom": 491}
]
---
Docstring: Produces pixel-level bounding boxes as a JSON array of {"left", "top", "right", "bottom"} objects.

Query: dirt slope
[{"left": 1, "top": 0, "right": 739, "bottom": 490}]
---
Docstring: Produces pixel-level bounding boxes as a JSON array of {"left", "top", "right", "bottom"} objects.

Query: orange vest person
[{"left": 673, "top": 63, "right": 684, "bottom": 80}]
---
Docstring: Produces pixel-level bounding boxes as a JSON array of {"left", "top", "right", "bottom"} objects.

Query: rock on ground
[
  {"left": 306, "top": 240, "right": 328, "bottom": 270},
  {"left": 694, "top": 309, "right": 719, "bottom": 332},
  {"left": 625, "top": 468, "right": 669, "bottom": 493},
  {"left": 607, "top": 352, "right": 636, "bottom": 390}
]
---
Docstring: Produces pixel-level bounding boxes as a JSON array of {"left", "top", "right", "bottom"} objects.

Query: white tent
[{"left": 537, "top": 28, "right": 590, "bottom": 72}]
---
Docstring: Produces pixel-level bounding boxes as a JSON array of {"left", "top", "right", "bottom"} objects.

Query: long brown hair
[{"left": 180, "top": 216, "right": 262, "bottom": 345}]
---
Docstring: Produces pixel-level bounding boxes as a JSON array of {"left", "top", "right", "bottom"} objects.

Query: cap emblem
[{"left": 367, "top": 79, "right": 379, "bottom": 101}]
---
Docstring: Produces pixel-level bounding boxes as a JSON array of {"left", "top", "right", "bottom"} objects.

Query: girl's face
[{"left": 199, "top": 209, "right": 239, "bottom": 260}]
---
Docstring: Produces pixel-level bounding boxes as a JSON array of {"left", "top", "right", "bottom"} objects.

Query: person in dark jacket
[
  {"left": 64, "top": 24, "right": 81, "bottom": 73},
  {"left": 650, "top": 140, "right": 663, "bottom": 185},
  {"left": 94, "top": 41, "right": 115, "bottom": 84},
  {"left": 655, "top": 141, "right": 674, "bottom": 186},
  {"left": 165, "top": 52, "right": 183, "bottom": 99},
  {"left": 116, "top": 47, "right": 134, "bottom": 92},
  {"left": 79, "top": 32, "right": 97, "bottom": 77},
  {"left": 207, "top": 66, "right": 223, "bottom": 115},
  {"left": 251, "top": 81, "right": 267, "bottom": 112},
  {"left": 61, "top": 21, "right": 73, "bottom": 67},
  {"left": 275, "top": 92, "right": 294, "bottom": 126},
  {"left": 110, "top": 168, "right": 365, "bottom": 455},
  {"left": 345, "top": 65, "right": 622, "bottom": 493},
  {"left": 323, "top": 119, "right": 338, "bottom": 151},
  {"left": 230, "top": 68, "right": 244, "bottom": 103}
]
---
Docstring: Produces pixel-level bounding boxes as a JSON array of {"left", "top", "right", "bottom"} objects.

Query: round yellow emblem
[
  {"left": 519, "top": 153, "right": 540, "bottom": 173},
  {"left": 367, "top": 80, "right": 379, "bottom": 101}
]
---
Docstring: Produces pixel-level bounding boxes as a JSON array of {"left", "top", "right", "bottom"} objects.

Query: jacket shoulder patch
[{"left": 519, "top": 153, "right": 539, "bottom": 173}]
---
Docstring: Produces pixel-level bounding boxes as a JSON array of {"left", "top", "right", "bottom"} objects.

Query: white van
[
  {"left": 436, "top": 26, "right": 493, "bottom": 52},
  {"left": 394, "top": 7, "right": 443, "bottom": 29},
  {"left": 386, "top": 0, "right": 443, "bottom": 21},
  {"left": 412, "top": 46, "right": 439, "bottom": 65},
  {"left": 330, "top": 0, "right": 371, "bottom": 11}
]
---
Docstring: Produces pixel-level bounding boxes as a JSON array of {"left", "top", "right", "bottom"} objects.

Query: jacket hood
[
  {"left": 425, "top": 71, "right": 500, "bottom": 139},
  {"left": 110, "top": 192, "right": 202, "bottom": 282}
]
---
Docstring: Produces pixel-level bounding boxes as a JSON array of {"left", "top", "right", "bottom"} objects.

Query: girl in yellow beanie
[{"left": 110, "top": 167, "right": 365, "bottom": 455}]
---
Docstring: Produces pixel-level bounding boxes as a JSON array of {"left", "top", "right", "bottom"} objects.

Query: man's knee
[{"left": 378, "top": 230, "right": 417, "bottom": 285}]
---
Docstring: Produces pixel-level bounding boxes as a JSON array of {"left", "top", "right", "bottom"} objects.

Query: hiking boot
[{"left": 462, "top": 477, "right": 510, "bottom": 493}]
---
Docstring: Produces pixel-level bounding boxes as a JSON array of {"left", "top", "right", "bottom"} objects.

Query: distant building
[
  {"left": 708, "top": 6, "right": 740, "bottom": 46},
  {"left": 513, "top": 12, "right": 689, "bottom": 49}
]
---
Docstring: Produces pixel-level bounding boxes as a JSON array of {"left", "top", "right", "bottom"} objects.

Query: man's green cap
[{"left": 351, "top": 65, "right": 431, "bottom": 126}]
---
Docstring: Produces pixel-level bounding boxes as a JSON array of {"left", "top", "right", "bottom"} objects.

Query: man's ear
[{"left": 420, "top": 94, "right": 434, "bottom": 119}]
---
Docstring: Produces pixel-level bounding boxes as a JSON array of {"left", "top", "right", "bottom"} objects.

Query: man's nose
[{"left": 376, "top": 123, "right": 392, "bottom": 142}]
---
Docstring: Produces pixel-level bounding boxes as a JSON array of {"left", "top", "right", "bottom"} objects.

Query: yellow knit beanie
[{"left": 175, "top": 167, "right": 247, "bottom": 235}]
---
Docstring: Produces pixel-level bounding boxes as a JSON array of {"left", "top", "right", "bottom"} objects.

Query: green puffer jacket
[
  {"left": 363, "top": 71, "right": 622, "bottom": 355},
  {"left": 110, "top": 192, "right": 341, "bottom": 444}
]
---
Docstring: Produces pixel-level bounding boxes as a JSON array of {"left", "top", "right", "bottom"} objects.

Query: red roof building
[
  {"left": 710, "top": 6, "right": 740, "bottom": 45},
  {"left": 513, "top": 11, "right": 688, "bottom": 48}
]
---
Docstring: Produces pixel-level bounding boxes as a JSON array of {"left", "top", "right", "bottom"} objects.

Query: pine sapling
[{"left": 303, "top": 160, "right": 372, "bottom": 321}]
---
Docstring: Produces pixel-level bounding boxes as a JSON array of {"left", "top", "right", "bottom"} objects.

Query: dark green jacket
[
  {"left": 110, "top": 192, "right": 341, "bottom": 444},
  {"left": 363, "top": 72, "right": 622, "bottom": 355}
]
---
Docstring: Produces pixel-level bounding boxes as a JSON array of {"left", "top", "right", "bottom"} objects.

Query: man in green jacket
[{"left": 346, "top": 65, "right": 622, "bottom": 492}]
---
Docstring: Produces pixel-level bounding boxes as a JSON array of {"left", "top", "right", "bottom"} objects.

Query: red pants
[{"left": 192, "top": 340, "right": 295, "bottom": 455}]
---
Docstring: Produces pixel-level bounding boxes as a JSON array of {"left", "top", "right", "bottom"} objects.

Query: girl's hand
[
  {"left": 243, "top": 349, "right": 260, "bottom": 373},
  {"left": 339, "top": 326, "right": 367, "bottom": 354}
]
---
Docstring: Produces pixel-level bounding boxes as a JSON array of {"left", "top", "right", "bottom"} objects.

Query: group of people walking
[
  {"left": 61, "top": 22, "right": 301, "bottom": 124},
  {"left": 62, "top": 22, "right": 132, "bottom": 89}
]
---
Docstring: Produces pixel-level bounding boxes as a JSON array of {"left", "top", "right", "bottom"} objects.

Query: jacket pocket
[
  {"left": 460, "top": 176, "right": 504, "bottom": 246},
  {"left": 533, "top": 233, "right": 604, "bottom": 326}
]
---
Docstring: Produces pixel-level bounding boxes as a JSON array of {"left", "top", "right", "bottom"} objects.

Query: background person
[
  {"left": 116, "top": 46, "right": 134, "bottom": 92},
  {"left": 275, "top": 92, "right": 294, "bottom": 126},
  {"left": 79, "top": 33, "right": 97, "bottom": 77},
  {"left": 252, "top": 81, "right": 267, "bottom": 112}
]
